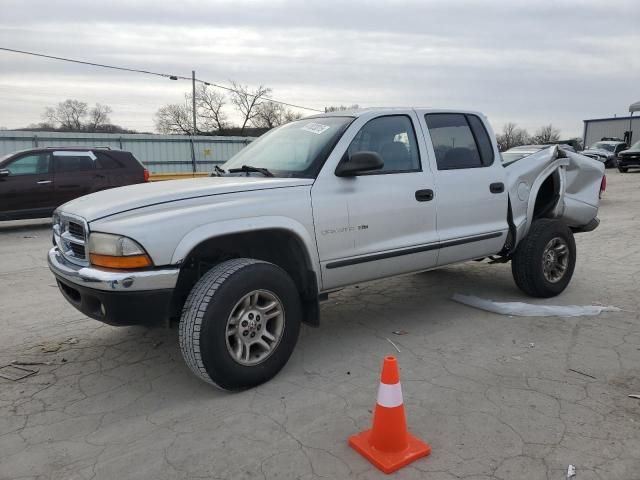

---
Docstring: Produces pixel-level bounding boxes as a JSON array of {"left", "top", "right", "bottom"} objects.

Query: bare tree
[
  {"left": 324, "top": 104, "right": 360, "bottom": 112},
  {"left": 43, "top": 99, "right": 88, "bottom": 130},
  {"left": 88, "top": 103, "right": 113, "bottom": 131},
  {"left": 252, "top": 101, "right": 284, "bottom": 129},
  {"left": 155, "top": 87, "right": 229, "bottom": 135},
  {"left": 154, "top": 98, "right": 193, "bottom": 134},
  {"left": 196, "top": 85, "right": 228, "bottom": 133},
  {"left": 283, "top": 109, "right": 303, "bottom": 123},
  {"left": 532, "top": 124, "right": 561, "bottom": 144},
  {"left": 229, "top": 81, "right": 271, "bottom": 135},
  {"left": 253, "top": 102, "right": 304, "bottom": 129},
  {"left": 496, "top": 122, "right": 530, "bottom": 151}
]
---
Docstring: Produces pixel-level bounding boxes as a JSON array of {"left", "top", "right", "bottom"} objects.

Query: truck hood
[
  {"left": 619, "top": 148, "right": 640, "bottom": 156},
  {"left": 59, "top": 176, "right": 314, "bottom": 222}
]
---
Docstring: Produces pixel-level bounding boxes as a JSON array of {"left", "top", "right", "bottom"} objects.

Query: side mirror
[
  {"left": 335, "top": 151, "right": 384, "bottom": 177},
  {"left": 0, "top": 169, "right": 9, "bottom": 179}
]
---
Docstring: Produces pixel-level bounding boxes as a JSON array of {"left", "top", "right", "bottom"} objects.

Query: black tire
[
  {"left": 618, "top": 166, "right": 629, "bottom": 173},
  {"left": 511, "top": 219, "right": 576, "bottom": 298},
  {"left": 179, "top": 258, "right": 302, "bottom": 390}
]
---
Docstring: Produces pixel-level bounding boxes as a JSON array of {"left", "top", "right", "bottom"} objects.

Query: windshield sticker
[{"left": 301, "top": 123, "right": 331, "bottom": 135}]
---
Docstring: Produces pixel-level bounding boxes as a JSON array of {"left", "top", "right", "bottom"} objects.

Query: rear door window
[
  {"left": 425, "top": 114, "right": 483, "bottom": 170},
  {"left": 53, "top": 152, "right": 96, "bottom": 172},
  {"left": 466, "top": 115, "right": 494, "bottom": 165},
  {"left": 94, "top": 152, "right": 122, "bottom": 169}
]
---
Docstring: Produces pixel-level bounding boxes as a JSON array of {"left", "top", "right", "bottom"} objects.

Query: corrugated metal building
[
  {"left": 583, "top": 116, "right": 639, "bottom": 148},
  {"left": 0, "top": 131, "right": 253, "bottom": 173}
]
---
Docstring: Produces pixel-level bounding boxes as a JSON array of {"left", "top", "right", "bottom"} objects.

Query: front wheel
[
  {"left": 618, "top": 166, "right": 629, "bottom": 173},
  {"left": 511, "top": 219, "right": 576, "bottom": 298},
  {"left": 179, "top": 258, "right": 302, "bottom": 390}
]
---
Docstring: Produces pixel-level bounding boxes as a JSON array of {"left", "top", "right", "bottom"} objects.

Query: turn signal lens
[
  {"left": 89, "top": 253, "right": 152, "bottom": 269},
  {"left": 88, "top": 233, "right": 153, "bottom": 269}
]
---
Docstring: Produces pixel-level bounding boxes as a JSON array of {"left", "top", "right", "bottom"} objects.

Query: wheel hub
[
  {"left": 225, "top": 290, "right": 285, "bottom": 366},
  {"left": 542, "top": 237, "right": 569, "bottom": 283},
  {"left": 545, "top": 251, "right": 556, "bottom": 265}
]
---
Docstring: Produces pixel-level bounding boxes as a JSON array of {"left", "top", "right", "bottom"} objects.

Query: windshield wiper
[
  {"left": 211, "top": 165, "right": 226, "bottom": 176},
  {"left": 228, "top": 165, "right": 274, "bottom": 177}
]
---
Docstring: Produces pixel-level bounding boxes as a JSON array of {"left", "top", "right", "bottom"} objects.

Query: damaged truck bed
[{"left": 505, "top": 146, "right": 604, "bottom": 246}]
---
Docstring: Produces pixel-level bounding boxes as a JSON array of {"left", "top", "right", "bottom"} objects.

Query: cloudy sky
[{"left": 0, "top": 0, "right": 638, "bottom": 137}]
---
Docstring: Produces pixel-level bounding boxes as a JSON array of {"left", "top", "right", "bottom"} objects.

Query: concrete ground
[{"left": 1, "top": 171, "right": 639, "bottom": 480}]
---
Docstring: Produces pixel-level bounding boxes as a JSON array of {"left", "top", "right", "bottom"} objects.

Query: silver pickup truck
[{"left": 48, "top": 108, "right": 604, "bottom": 390}]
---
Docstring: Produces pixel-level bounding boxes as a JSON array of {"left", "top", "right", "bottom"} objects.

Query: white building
[{"left": 583, "top": 101, "right": 640, "bottom": 147}]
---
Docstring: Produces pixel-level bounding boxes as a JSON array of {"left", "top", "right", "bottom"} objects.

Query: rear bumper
[
  {"left": 48, "top": 247, "right": 179, "bottom": 326},
  {"left": 571, "top": 217, "right": 600, "bottom": 233}
]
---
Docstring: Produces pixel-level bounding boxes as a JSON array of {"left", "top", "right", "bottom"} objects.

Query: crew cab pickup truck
[{"left": 48, "top": 108, "right": 604, "bottom": 390}]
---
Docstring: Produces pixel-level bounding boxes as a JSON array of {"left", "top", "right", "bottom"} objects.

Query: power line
[
  {"left": 0, "top": 46, "right": 324, "bottom": 113},
  {"left": 0, "top": 47, "right": 177, "bottom": 79}
]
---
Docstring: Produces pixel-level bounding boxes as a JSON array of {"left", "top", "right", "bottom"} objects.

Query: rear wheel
[
  {"left": 511, "top": 219, "right": 576, "bottom": 298},
  {"left": 179, "top": 258, "right": 302, "bottom": 390},
  {"left": 618, "top": 166, "right": 629, "bottom": 173}
]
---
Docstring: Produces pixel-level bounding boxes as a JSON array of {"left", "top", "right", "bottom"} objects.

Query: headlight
[
  {"left": 52, "top": 212, "right": 61, "bottom": 246},
  {"left": 88, "top": 233, "right": 153, "bottom": 269}
]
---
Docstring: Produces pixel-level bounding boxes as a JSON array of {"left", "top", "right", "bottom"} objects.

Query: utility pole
[
  {"left": 191, "top": 70, "right": 197, "bottom": 173},
  {"left": 192, "top": 70, "right": 197, "bottom": 136}
]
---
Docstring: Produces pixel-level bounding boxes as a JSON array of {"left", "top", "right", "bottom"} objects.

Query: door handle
[
  {"left": 415, "top": 189, "right": 434, "bottom": 202},
  {"left": 490, "top": 182, "right": 504, "bottom": 194},
  {"left": 95, "top": 174, "right": 105, "bottom": 179},
  {"left": 36, "top": 180, "right": 52, "bottom": 185}
]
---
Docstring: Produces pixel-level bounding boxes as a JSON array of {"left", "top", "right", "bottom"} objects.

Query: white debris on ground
[{"left": 452, "top": 294, "right": 622, "bottom": 317}]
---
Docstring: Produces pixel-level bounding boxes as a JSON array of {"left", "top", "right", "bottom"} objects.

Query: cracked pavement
[{"left": 1, "top": 171, "right": 639, "bottom": 479}]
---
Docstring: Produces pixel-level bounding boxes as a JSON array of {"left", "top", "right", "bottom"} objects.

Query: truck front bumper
[
  {"left": 48, "top": 247, "right": 180, "bottom": 326},
  {"left": 617, "top": 155, "right": 640, "bottom": 168}
]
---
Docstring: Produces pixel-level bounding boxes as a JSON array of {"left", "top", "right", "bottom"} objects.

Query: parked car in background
[
  {"left": 581, "top": 140, "right": 627, "bottom": 168},
  {"left": 0, "top": 147, "right": 149, "bottom": 221},
  {"left": 616, "top": 141, "right": 640, "bottom": 173}
]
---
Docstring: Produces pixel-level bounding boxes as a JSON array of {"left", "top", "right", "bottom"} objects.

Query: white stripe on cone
[{"left": 377, "top": 382, "right": 403, "bottom": 408}]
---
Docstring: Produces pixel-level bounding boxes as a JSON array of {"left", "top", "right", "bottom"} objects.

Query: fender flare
[
  {"left": 170, "top": 215, "right": 322, "bottom": 285},
  {"left": 521, "top": 158, "right": 568, "bottom": 236}
]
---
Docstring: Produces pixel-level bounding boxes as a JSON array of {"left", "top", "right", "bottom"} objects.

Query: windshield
[
  {"left": 630, "top": 141, "right": 640, "bottom": 150},
  {"left": 223, "top": 117, "right": 353, "bottom": 178},
  {"left": 589, "top": 142, "right": 614, "bottom": 152}
]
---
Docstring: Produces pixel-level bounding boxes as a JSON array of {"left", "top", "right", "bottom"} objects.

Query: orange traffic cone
[{"left": 348, "top": 356, "right": 431, "bottom": 474}]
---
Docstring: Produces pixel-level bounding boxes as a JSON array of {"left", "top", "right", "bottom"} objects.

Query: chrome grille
[
  {"left": 69, "top": 242, "right": 86, "bottom": 258},
  {"left": 68, "top": 221, "right": 85, "bottom": 239},
  {"left": 53, "top": 213, "right": 89, "bottom": 266}
]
